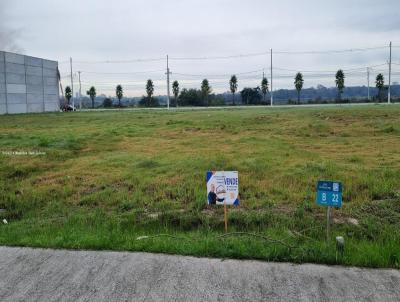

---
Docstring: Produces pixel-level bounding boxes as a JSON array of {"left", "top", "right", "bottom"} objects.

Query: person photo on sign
[
  {"left": 208, "top": 184, "right": 217, "bottom": 205},
  {"left": 216, "top": 185, "right": 226, "bottom": 204}
]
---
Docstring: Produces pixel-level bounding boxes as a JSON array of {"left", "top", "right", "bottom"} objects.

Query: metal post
[
  {"left": 78, "top": 71, "right": 82, "bottom": 110},
  {"left": 270, "top": 48, "right": 273, "bottom": 106},
  {"left": 327, "top": 206, "right": 331, "bottom": 241},
  {"left": 388, "top": 41, "right": 392, "bottom": 104},
  {"left": 70, "top": 57, "right": 74, "bottom": 109},
  {"left": 367, "top": 67, "right": 370, "bottom": 101},
  {"left": 166, "top": 55, "right": 170, "bottom": 110}
]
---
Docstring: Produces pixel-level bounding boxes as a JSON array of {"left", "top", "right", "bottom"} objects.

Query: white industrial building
[{"left": 0, "top": 51, "right": 60, "bottom": 114}]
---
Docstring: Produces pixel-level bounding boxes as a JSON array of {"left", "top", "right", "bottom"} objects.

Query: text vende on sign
[{"left": 206, "top": 171, "right": 239, "bottom": 206}]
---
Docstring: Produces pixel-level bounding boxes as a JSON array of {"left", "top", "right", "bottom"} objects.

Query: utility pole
[
  {"left": 270, "top": 48, "right": 273, "bottom": 106},
  {"left": 367, "top": 67, "right": 370, "bottom": 101},
  {"left": 70, "top": 57, "right": 74, "bottom": 109},
  {"left": 388, "top": 41, "right": 392, "bottom": 104},
  {"left": 166, "top": 55, "right": 171, "bottom": 109},
  {"left": 78, "top": 71, "right": 82, "bottom": 110}
]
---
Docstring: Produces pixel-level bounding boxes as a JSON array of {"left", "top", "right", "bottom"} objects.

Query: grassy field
[{"left": 0, "top": 105, "right": 399, "bottom": 268}]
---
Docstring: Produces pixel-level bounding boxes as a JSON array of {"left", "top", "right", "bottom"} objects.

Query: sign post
[
  {"left": 326, "top": 206, "right": 331, "bottom": 241},
  {"left": 223, "top": 171, "right": 228, "bottom": 233},
  {"left": 206, "top": 171, "right": 239, "bottom": 233},
  {"left": 316, "top": 181, "right": 342, "bottom": 241},
  {"left": 224, "top": 201, "right": 228, "bottom": 232}
]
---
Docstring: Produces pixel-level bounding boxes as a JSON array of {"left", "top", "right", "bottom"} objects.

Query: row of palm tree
[
  {"left": 292, "top": 70, "right": 344, "bottom": 104},
  {"left": 294, "top": 70, "right": 386, "bottom": 103},
  {"left": 63, "top": 71, "right": 387, "bottom": 108}
]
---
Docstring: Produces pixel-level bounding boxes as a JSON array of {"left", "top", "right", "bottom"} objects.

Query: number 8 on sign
[{"left": 316, "top": 181, "right": 342, "bottom": 207}]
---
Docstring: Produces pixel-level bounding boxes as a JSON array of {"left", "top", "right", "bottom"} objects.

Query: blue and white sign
[
  {"left": 206, "top": 171, "right": 239, "bottom": 205},
  {"left": 316, "top": 181, "right": 342, "bottom": 207}
]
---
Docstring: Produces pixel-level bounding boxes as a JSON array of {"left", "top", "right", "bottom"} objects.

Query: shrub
[{"left": 103, "top": 98, "right": 113, "bottom": 108}]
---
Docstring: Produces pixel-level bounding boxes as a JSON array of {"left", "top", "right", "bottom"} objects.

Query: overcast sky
[{"left": 1, "top": 0, "right": 400, "bottom": 96}]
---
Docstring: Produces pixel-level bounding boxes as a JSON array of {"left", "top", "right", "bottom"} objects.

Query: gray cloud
[{"left": 346, "top": 13, "right": 400, "bottom": 33}]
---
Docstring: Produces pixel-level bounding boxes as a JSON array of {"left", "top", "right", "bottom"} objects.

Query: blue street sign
[{"left": 316, "top": 181, "right": 342, "bottom": 207}]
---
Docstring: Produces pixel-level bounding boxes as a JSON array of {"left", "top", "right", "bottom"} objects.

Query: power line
[
  {"left": 169, "top": 45, "right": 388, "bottom": 60},
  {"left": 70, "top": 66, "right": 400, "bottom": 83},
  {"left": 69, "top": 58, "right": 165, "bottom": 64},
  {"left": 273, "top": 63, "right": 388, "bottom": 73},
  {"left": 172, "top": 68, "right": 266, "bottom": 78},
  {"left": 78, "top": 70, "right": 400, "bottom": 87},
  {"left": 75, "top": 68, "right": 400, "bottom": 85},
  {"left": 273, "top": 45, "right": 388, "bottom": 55},
  {"left": 79, "top": 69, "right": 165, "bottom": 75},
  {"left": 170, "top": 51, "right": 270, "bottom": 61},
  {"left": 58, "top": 44, "right": 389, "bottom": 64},
  {"left": 62, "top": 63, "right": 392, "bottom": 80}
]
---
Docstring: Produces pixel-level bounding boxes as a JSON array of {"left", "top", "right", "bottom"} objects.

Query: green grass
[{"left": 0, "top": 105, "right": 399, "bottom": 268}]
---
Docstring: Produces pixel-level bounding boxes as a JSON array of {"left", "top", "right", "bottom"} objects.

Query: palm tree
[
  {"left": 229, "top": 75, "right": 238, "bottom": 105},
  {"left": 375, "top": 73, "right": 385, "bottom": 101},
  {"left": 335, "top": 70, "right": 345, "bottom": 100},
  {"left": 86, "top": 86, "right": 96, "bottom": 109},
  {"left": 116, "top": 85, "right": 123, "bottom": 107},
  {"left": 201, "top": 79, "right": 212, "bottom": 106},
  {"left": 146, "top": 79, "right": 154, "bottom": 107},
  {"left": 65, "top": 86, "right": 72, "bottom": 105},
  {"left": 172, "top": 80, "right": 179, "bottom": 107},
  {"left": 261, "top": 77, "right": 269, "bottom": 104},
  {"left": 294, "top": 72, "right": 304, "bottom": 104}
]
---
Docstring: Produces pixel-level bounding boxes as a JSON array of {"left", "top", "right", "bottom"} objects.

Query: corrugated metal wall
[{"left": 0, "top": 51, "right": 59, "bottom": 114}]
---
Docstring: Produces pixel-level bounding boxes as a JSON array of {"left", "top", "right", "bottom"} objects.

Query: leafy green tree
[
  {"left": 116, "top": 85, "right": 123, "bottom": 107},
  {"left": 103, "top": 98, "right": 113, "bottom": 108},
  {"left": 172, "top": 80, "right": 179, "bottom": 107},
  {"left": 335, "top": 70, "right": 345, "bottom": 100},
  {"left": 65, "top": 86, "right": 72, "bottom": 105},
  {"left": 261, "top": 77, "right": 269, "bottom": 104},
  {"left": 229, "top": 75, "right": 238, "bottom": 105},
  {"left": 86, "top": 86, "right": 96, "bottom": 108},
  {"left": 146, "top": 79, "right": 154, "bottom": 107},
  {"left": 201, "top": 79, "right": 212, "bottom": 106},
  {"left": 179, "top": 88, "right": 203, "bottom": 106},
  {"left": 375, "top": 73, "right": 385, "bottom": 101},
  {"left": 294, "top": 72, "right": 304, "bottom": 104},
  {"left": 139, "top": 96, "right": 159, "bottom": 107},
  {"left": 240, "top": 87, "right": 262, "bottom": 105}
]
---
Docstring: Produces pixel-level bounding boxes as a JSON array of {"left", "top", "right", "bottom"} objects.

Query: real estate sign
[
  {"left": 206, "top": 171, "right": 239, "bottom": 205},
  {"left": 316, "top": 180, "right": 342, "bottom": 207}
]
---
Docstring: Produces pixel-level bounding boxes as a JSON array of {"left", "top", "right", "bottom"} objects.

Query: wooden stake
[{"left": 224, "top": 201, "right": 228, "bottom": 233}]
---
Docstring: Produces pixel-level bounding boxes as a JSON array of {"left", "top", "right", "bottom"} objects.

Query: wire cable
[
  {"left": 79, "top": 69, "right": 165, "bottom": 75},
  {"left": 58, "top": 44, "right": 389, "bottom": 64}
]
